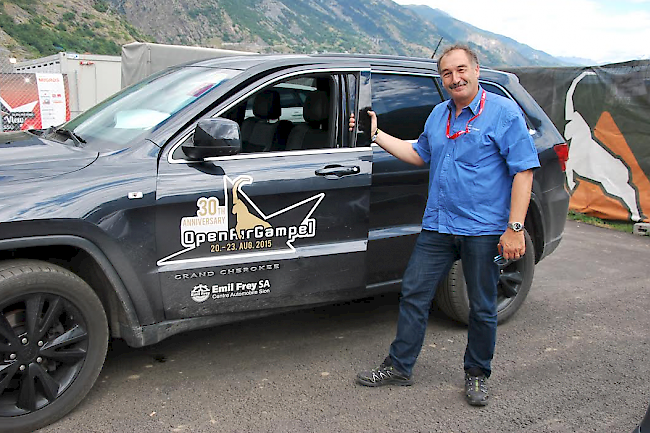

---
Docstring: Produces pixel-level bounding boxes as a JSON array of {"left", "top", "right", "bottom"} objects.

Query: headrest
[
  {"left": 253, "top": 90, "right": 281, "bottom": 120},
  {"left": 304, "top": 91, "right": 328, "bottom": 124}
]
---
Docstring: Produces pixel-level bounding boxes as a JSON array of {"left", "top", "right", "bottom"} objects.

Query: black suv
[{"left": 0, "top": 54, "right": 569, "bottom": 432}]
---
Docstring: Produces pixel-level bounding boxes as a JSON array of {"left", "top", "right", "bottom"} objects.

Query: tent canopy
[{"left": 121, "top": 42, "right": 256, "bottom": 88}]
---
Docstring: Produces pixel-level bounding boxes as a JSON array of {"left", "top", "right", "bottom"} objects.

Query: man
[{"left": 351, "top": 45, "right": 540, "bottom": 406}]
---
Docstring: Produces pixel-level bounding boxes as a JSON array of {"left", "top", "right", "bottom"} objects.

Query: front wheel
[
  {"left": 0, "top": 260, "right": 108, "bottom": 433},
  {"left": 434, "top": 230, "right": 535, "bottom": 325}
]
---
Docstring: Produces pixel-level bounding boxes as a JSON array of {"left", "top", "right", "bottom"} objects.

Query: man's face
[{"left": 439, "top": 49, "right": 480, "bottom": 105}]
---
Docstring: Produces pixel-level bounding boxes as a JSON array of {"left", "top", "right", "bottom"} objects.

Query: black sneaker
[
  {"left": 356, "top": 358, "right": 413, "bottom": 387},
  {"left": 464, "top": 372, "right": 489, "bottom": 406}
]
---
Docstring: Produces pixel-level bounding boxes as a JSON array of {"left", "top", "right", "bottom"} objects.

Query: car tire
[
  {"left": 434, "top": 229, "right": 535, "bottom": 325},
  {"left": 0, "top": 260, "right": 108, "bottom": 433}
]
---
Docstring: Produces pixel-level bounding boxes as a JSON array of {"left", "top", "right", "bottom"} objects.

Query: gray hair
[{"left": 437, "top": 44, "right": 479, "bottom": 72}]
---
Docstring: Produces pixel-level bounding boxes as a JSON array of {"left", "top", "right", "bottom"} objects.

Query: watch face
[{"left": 510, "top": 222, "right": 523, "bottom": 231}]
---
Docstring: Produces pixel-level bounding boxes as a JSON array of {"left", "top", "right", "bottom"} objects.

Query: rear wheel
[
  {"left": 0, "top": 260, "right": 108, "bottom": 433},
  {"left": 434, "top": 230, "right": 535, "bottom": 325}
]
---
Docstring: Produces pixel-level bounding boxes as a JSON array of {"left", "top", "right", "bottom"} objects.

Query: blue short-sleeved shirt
[{"left": 412, "top": 86, "right": 540, "bottom": 236}]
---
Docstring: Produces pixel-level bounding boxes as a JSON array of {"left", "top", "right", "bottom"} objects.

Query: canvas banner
[{"left": 506, "top": 61, "right": 650, "bottom": 223}]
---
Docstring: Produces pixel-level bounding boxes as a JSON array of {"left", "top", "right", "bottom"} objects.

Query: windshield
[{"left": 63, "top": 67, "right": 241, "bottom": 149}]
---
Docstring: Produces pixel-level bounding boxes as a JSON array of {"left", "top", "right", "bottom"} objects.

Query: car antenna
[{"left": 431, "top": 37, "right": 444, "bottom": 59}]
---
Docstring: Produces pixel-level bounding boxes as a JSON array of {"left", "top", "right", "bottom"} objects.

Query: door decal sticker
[{"left": 158, "top": 175, "right": 324, "bottom": 265}]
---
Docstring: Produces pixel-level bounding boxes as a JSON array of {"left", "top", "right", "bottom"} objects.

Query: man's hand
[
  {"left": 498, "top": 229, "right": 525, "bottom": 261},
  {"left": 350, "top": 110, "right": 424, "bottom": 166},
  {"left": 348, "top": 111, "right": 378, "bottom": 137},
  {"left": 499, "top": 169, "right": 534, "bottom": 261},
  {"left": 367, "top": 110, "right": 378, "bottom": 136}
]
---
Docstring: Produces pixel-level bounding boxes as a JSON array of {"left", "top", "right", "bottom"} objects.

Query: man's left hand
[{"left": 498, "top": 229, "right": 526, "bottom": 261}]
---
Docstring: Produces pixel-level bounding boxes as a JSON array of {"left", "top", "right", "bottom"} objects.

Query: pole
[{"left": 431, "top": 37, "right": 444, "bottom": 59}]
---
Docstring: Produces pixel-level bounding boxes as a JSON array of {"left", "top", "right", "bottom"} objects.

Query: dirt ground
[{"left": 41, "top": 220, "right": 650, "bottom": 433}]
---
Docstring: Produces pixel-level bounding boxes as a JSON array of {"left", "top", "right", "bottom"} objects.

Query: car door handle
[{"left": 315, "top": 165, "right": 360, "bottom": 177}]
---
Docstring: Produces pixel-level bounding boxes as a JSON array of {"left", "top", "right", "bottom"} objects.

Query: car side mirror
[{"left": 182, "top": 118, "right": 241, "bottom": 160}]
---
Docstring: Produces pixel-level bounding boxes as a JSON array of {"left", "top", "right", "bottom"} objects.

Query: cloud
[{"left": 394, "top": 0, "right": 649, "bottom": 63}]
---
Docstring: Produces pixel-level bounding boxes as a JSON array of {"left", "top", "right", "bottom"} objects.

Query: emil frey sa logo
[
  {"left": 190, "top": 284, "right": 211, "bottom": 303},
  {"left": 158, "top": 175, "right": 325, "bottom": 265},
  {"left": 191, "top": 280, "right": 272, "bottom": 303}
]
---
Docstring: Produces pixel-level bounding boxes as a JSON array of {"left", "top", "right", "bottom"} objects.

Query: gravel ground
[{"left": 40, "top": 220, "right": 650, "bottom": 433}]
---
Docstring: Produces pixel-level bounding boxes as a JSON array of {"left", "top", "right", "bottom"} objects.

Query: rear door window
[
  {"left": 480, "top": 82, "right": 509, "bottom": 98},
  {"left": 371, "top": 73, "right": 442, "bottom": 140}
]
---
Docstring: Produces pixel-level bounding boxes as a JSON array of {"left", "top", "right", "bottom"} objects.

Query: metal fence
[
  {"left": 0, "top": 56, "right": 71, "bottom": 132},
  {"left": 0, "top": 52, "right": 122, "bottom": 132}
]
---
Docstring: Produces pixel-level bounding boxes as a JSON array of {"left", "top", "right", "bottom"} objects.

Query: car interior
[{"left": 222, "top": 74, "right": 335, "bottom": 154}]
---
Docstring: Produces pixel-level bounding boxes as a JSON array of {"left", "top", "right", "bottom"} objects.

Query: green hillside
[{"left": 0, "top": 0, "right": 150, "bottom": 58}]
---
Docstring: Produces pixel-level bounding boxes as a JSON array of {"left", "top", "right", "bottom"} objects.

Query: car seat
[
  {"left": 285, "top": 90, "right": 330, "bottom": 151},
  {"left": 240, "top": 90, "right": 282, "bottom": 153}
]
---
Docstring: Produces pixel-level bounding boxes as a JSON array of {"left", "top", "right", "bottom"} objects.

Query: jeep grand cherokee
[{"left": 0, "top": 54, "right": 569, "bottom": 432}]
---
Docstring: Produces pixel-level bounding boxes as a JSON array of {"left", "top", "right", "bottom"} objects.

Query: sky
[{"left": 392, "top": 0, "right": 650, "bottom": 64}]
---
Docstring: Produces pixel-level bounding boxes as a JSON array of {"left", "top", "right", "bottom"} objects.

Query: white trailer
[
  {"left": 12, "top": 44, "right": 257, "bottom": 119},
  {"left": 14, "top": 52, "right": 121, "bottom": 119}
]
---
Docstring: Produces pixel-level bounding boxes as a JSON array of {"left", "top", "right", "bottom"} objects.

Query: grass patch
[
  {"left": 93, "top": 0, "right": 108, "bottom": 13},
  {"left": 568, "top": 210, "right": 635, "bottom": 233}
]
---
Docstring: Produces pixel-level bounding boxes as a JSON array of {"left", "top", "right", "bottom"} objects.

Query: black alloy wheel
[
  {"left": 434, "top": 229, "right": 535, "bottom": 325},
  {"left": 0, "top": 260, "right": 108, "bottom": 433}
]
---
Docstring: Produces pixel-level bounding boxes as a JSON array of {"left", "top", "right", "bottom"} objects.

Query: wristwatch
[
  {"left": 371, "top": 129, "right": 380, "bottom": 142},
  {"left": 507, "top": 222, "right": 524, "bottom": 232}
]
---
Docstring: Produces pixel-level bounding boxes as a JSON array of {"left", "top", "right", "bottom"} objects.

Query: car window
[
  {"left": 244, "top": 82, "right": 316, "bottom": 124},
  {"left": 371, "top": 73, "right": 442, "bottom": 140},
  {"left": 479, "top": 81, "right": 534, "bottom": 129},
  {"left": 64, "top": 67, "right": 240, "bottom": 150},
  {"left": 208, "top": 74, "right": 335, "bottom": 155},
  {"left": 480, "top": 82, "right": 509, "bottom": 98}
]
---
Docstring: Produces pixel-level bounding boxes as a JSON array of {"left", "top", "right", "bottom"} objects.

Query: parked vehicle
[{"left": 0, "top": 54, "right": 569, "bottom": 432}]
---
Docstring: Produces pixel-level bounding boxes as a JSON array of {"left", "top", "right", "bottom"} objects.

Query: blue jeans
[{"left": 388, "top": 230, "right": 501, "bottom": 378}]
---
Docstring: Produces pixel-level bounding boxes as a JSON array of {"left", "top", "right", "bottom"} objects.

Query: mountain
[
  {"left": 110, "top": 0, "right": 445, "bottom": 57},
  {"left": 403, "top": 6, "right": 565, "bottom": 67},
  {"left": 0, "top": 0, "right": 565, "bottom": 67}
]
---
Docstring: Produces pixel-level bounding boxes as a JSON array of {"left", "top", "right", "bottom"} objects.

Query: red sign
[{"left": 0, "top": 73, "right": 70, "bottom": 132}]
